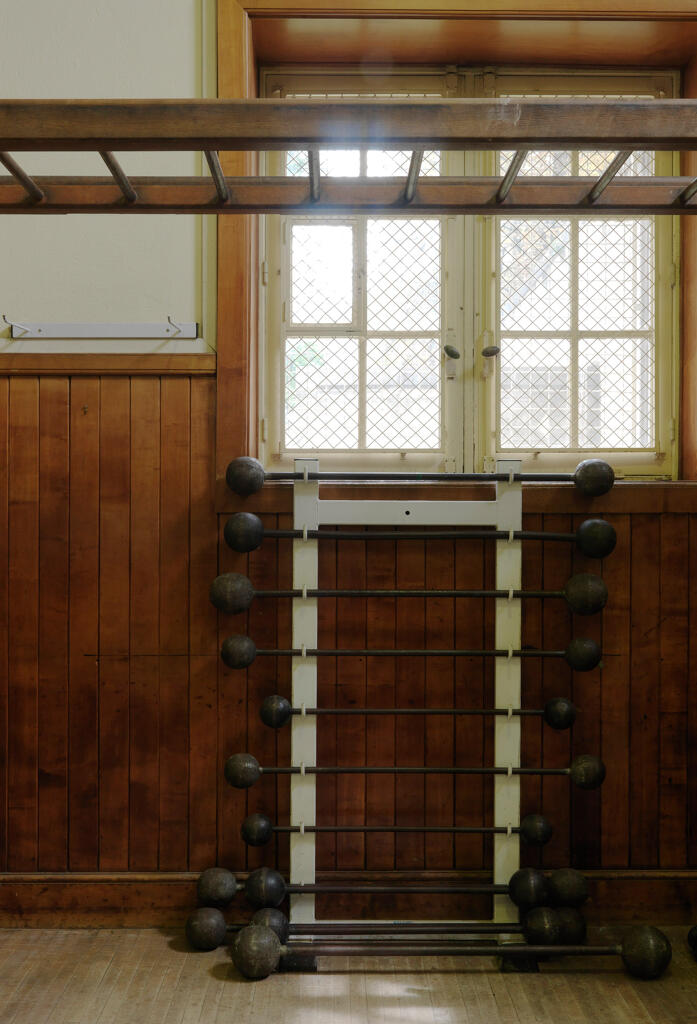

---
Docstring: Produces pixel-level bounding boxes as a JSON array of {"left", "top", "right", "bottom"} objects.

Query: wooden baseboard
[{"left": 0, "top": 870, "right": 695, "bottom": 927}]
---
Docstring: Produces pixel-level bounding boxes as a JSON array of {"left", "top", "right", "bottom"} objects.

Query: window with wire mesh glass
[
  {"left": 280, "top": 100, "right": 443, "bottom": 454},
  {"left": 497, "top": 100, "right": 657, "bottom": 454}
]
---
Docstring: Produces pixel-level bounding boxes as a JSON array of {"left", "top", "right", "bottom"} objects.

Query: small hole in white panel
[{"left": 404, "top": 510, "right": 411, "bottom": 516}]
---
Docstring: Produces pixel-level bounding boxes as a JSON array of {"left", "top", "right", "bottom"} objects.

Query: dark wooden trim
[
  {"left": 1, "top": 99, "right": 697, "bottom": 151},
  {"left": 0, "top": 870, "right": 696, "bottom": 925},
  {"left": 2, "top": 175, "right": 696, "bottom": 215},
  {"left": 0, "top": 355, "right": 216, "bottom": 376},
  {"left": 215, "top": 481, "right": 697, "bottom": 516}
]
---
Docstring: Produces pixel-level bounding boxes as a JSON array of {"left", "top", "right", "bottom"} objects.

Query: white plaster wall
[{"left": 0, "top": 0, "right": 217, "bottom": 351}]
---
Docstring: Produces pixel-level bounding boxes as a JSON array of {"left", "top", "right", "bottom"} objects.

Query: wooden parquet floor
[{"left": 0, "top": 925, "right": 695, "bottom": 1024}]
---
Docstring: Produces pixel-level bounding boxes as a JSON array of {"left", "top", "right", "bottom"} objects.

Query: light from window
[{"left": 497, "top": 106, "right": 656, "bottom": 452}]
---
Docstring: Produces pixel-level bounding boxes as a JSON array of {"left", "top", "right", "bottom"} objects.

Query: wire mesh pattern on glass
[
  {"left": 579, "top": 220, "right": 654, "bottom": 331},
  {"left": 500, "top": 221, "right": 571, "bottom": 332},
  {"left": 579, "top": 337, "right": 654, "bottom": 448},
  {"left": 497, "top": 92, "right": 657, "bottom": 452},
  {"left": 282, "top": 92, "right": 443, "bottom": 454},
  {"left": 367, "top": 219, "right": 441, "bottom": 332},
  {"left": 284, "top": 337, "right": 359, "bottom": 449},
  {"left": 291, "top": 224, "right": 354, "bottom": 324},
  {"left": 366, "top": 338, "right": 441, "bottom": 448},
  {"left": 500, "top": 338, "right": 571, "bottom": 448},
  {"left": 366, "top": 150, "right": 441, "bottom": 177}
]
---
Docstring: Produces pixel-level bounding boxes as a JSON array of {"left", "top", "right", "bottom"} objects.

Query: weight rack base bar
[
  {"left": 286, "top": 923, "right": 523, "bottom": 935},
  {"left": 283, "top": 943, "right": 620, "bottom": 957},
  {"left": 286, "top": 884, "right": 509, "bottom": 895}
]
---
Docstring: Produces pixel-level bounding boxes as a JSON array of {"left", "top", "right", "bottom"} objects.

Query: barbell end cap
[
  {"left": 225, "top": 456, "right": 266, "bottom": 497},
  {"left": 224, "top": 752, "right": 262, "bottom": 789},
  {"left": 573, "top": 459, "right": 615, "bottom": 497}
]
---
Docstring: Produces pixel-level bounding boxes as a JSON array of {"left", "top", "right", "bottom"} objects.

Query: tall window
[{"left": 260, "top": 69, "right": 679, "bottom": 478}]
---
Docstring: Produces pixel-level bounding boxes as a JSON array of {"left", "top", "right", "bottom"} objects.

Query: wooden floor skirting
[{"left": 0, "top": 870, "right": 696, "bottom": 927}]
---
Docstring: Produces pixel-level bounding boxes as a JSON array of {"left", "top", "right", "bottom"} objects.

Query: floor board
[{"left": 0, "top": 927, "right": 695, "bottom": 1024}]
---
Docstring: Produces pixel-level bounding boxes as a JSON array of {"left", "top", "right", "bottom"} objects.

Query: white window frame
[{"left": 258, "top": 65, "right": 680, "bottom": 479}]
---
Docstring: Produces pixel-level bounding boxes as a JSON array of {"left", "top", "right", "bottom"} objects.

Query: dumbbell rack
[{"left": 288, "top": 457, "right": 522, "bottom": 930}]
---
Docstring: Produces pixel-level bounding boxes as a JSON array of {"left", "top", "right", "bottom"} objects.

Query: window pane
[
  {"left": 579, "top": 220, "right": 654, "bottom": 332},
  {"left": 284, "top": 337, "right": 358, "bottom": 449},
  {"left": 366, "top": 338, "right": 441, "bottom": 449},
  {"left": 367, "top": 151, "right": 441, "bottom": 176},
  {"left": 367, "top": 219, "right": 440, "bottom": 331},
  {"left": 291, "top": 224, "right": 353, "bottom": 324},
  {"left": 499, "top": 151, "right": 572, "bottom": 176},
  {"left": 500, "top": 338, "right": 571, "bottom": 448},
  {"left": 579, "top": 336, "right": 654, "bottom": 448},
  {"left": 578, "top": 150, "right": 654, "bottom": 176},
  {"left": 500, "top": 221, "right": 571, "bottom": 332},
  {"left": 286, "top": 151, "right": 361, "bottom": 176}
]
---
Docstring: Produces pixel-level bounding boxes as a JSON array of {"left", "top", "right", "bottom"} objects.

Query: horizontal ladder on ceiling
[{"left": 0, "top": 98, "right": 696, "bottom": 215}]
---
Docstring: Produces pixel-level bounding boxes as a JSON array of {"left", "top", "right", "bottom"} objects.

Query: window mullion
[
  {"left": 356, "top": 216, "right": 368, "bottom": 450},
  {"left": 570, "top": 217, "right": 579, "bottom": 450}
]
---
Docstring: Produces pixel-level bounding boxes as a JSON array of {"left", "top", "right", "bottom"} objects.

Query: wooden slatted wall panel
[{"left": 1, "top": 385, "right": 697, "bottom": 899}]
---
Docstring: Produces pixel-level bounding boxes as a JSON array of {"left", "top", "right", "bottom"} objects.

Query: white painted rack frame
[{"left": 288, "top": 457, "right": 522, "bottom": 929}]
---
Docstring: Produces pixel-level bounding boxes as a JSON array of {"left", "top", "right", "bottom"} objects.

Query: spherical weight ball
[
  {"left": 556, "top": 907, "right": 587, "bottom": 945},
  {"left": 209, "top": 573, "right": 255, "bottom": 614},
  {"left": 543, "top": 697, "right": 577, "bottom": 731},
  {"left": 564, "top": 637, "right": 602, "bottom": 672},
  {"left": 224, "top": 512, "right": 265, "bottom": 553},
  {"left": 688, "top": 925, "right": 697, "bottom": 954},
  {"left": 224, "top": 753, "right": 262, "bottom": 789},
  {"left": 569, "top": 754, "right": 606, "bottom": 790},
  {"left": 232, "top": 924, "right": 282, "bottom": 979},
  {"left": 508, "top": 868, "right": 550, "bottom": 912},
  {"left": 573, "top": 459, "right": 615, "bottom": 497},
  {"left": 221, "top": 634, "right": 257, "bottom": 669},
  {"left": 524, "top": 907, "right": 562, "bottom": 946},
  {"left": 197, "top": 867, "right": 238, "bottom": 909},
  {"left": 185, "top": 907, "right": 228, "bottom": 951},
  {"left": 620, "top": 925, "right": 672, "bottom": 980},
  {"left": 245, "top": 867, "right": 287, "bottom": 909},
  {"left": 260, "top": 694, "right": 293, "bottom": 729},
  {"left": 241, "top": 812, "right": 274, "bottom": 847},
  {"left": 563, "top": 573, "right": 608, "bottom": 616},
  {"left": 576, "top": 518, "right": 617, "bottom": 559},
  {"left": 519, "top": 813, "right": 554, "bottom": 847},
  {"left": 252, "top": 908, "right": 290, "bottom": 944},
  {"left": 225, "top": 456, "right": 266, "bottom": 497},
  {"left": 548, "top": 868, "right": 589, "bottom": 908}
]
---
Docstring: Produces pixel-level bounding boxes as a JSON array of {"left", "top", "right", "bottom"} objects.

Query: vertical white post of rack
[
  {"left": 290, "top": 458, "right": 319, "bottom": 924},
  {"left": 493, "top": 459, "right": 522, "bottom": 923}
]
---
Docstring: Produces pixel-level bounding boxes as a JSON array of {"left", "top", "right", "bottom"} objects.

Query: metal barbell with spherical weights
[
  {"left": 219, "top": 634, "right": 602, "bottom": 672},
  {"left": 224, "top": 456, "right": 615, "bottom": 498},
  {"left": 224, "top": 752, "right": 606, "bottom": 791},
  {"left": 209, "top": 571, "right": 607, "bottom": 616},
  {"left": 231, "top": 922, "right": 671, "bottom": 981},
  {"left": 258, "top": 693, "right": 576, "bottom": 731},
  {"left": 223, "top": 511, "right": 617, "bottom": 559},
  {"left": 239, "top": 810, "right": 554, "bottom": 848}
]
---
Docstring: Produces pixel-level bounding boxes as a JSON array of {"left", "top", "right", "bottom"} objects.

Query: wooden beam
[
  {"left": 1, "top": 99, "right": 697, "bottom": 151},
  {"left": 2, "top": 174, "right": 697, "bottom": 215}
]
